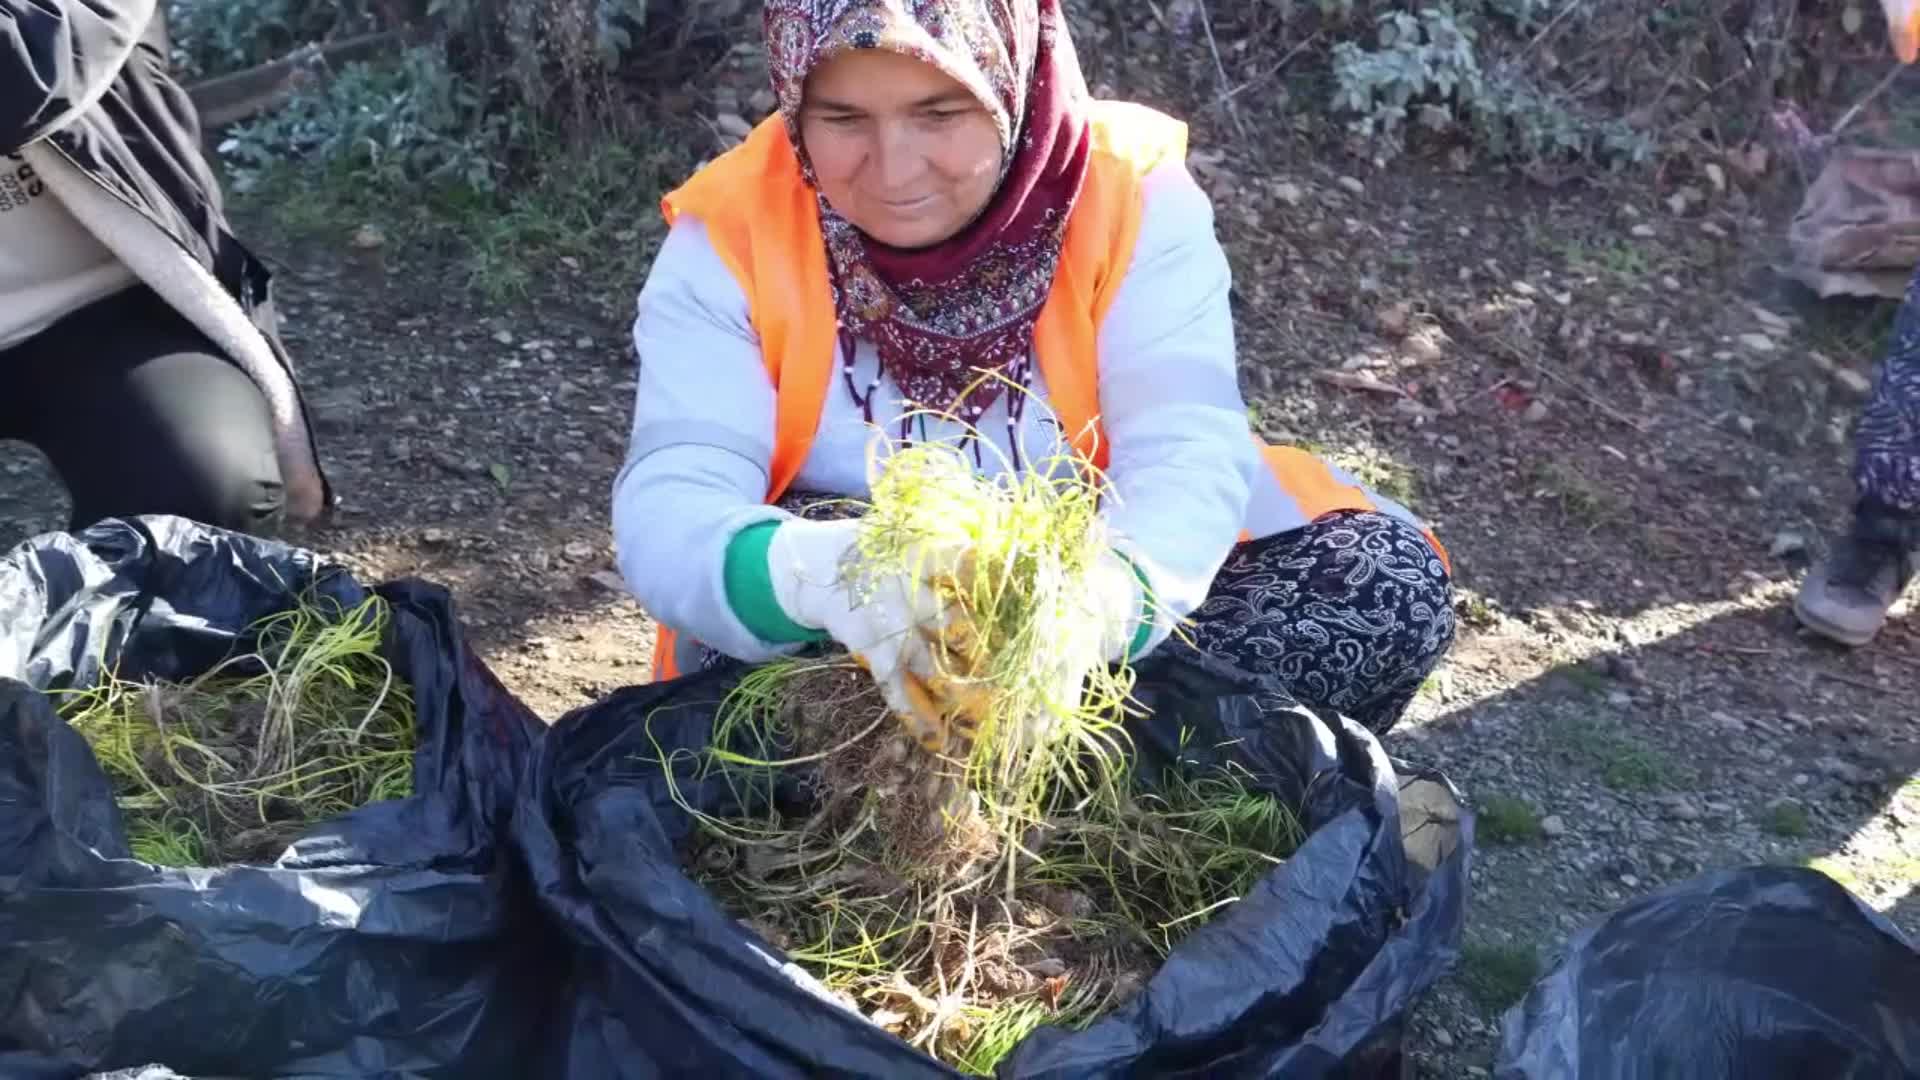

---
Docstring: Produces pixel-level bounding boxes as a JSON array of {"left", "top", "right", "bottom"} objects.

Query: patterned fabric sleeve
[{"left": 1853, "top": 268, "right": 1920, "bottom": 516}]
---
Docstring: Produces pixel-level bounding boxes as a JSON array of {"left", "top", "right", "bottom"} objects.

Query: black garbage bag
[
  {"left": 0, "top": 516, "right": 552, "bottom": 1078},
  {"left": 1496, "top": 865, "right": 1920, "bottom": 1079},
  {"left": 516, "top": 643, "right": 1472, "bottom": 1078}
]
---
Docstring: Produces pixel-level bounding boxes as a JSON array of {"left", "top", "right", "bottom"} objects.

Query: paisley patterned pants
[
  {"left": 702, "top": 500, "right": 1456, "bottom": 737},
  {"left": 1183, "top": 510, "right": 1455, "bottom": 735},
  {"left": 1856, "top": 271, "right": 1920, "bottom": 515}
]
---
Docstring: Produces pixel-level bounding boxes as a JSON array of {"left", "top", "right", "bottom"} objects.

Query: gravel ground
[{"left": 4, "top": 13, "right": 1916, "bottom": 1074}]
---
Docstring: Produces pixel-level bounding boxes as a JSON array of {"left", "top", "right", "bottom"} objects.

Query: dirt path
[{"left": 4, "top": 35, "right": 1917, "bottom": 1078}]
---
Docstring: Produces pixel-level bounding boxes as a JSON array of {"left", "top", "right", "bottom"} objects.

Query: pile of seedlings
[
  {"left": 55, "top": 591, "right": 416, "bottom": 867},
  {"left": 662, "top": 412, "right": 1305, "bottom": 1075}
]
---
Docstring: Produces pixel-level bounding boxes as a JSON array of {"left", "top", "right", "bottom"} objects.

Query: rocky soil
[{"left": 5, "top": 10, "right": 1916, "bottom": 1074}]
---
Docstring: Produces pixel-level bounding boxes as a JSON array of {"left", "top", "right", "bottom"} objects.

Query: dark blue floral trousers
[{"left": 1856, "top": 272, "right": 1920, "bottom": 515}]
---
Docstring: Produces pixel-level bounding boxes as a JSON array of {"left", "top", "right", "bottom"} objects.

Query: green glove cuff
[
  {"left": 1118, "top": 552, "right": 1155, "bottom": 659},
  {"left": 723, "top": 521, "right": 829, "bottom": 645}
]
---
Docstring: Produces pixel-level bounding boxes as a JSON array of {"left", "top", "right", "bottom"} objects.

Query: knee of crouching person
[
  {"left": 1365, "top": 511, "right": 1460, "bottom": 666},
  {"left": 194, "top": 451, "right": 288, "bottom": 537}
]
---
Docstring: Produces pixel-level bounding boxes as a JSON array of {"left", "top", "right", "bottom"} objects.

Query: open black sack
[
  {"left": 0, "top": 516, "right": 551, "bottom": 1078},
  {"left": 516, "top": 644, "right": 1473, "bottom": 1078},
  {"left": 1496, "top": 865, "right": 1920, "bottom": 1079}
]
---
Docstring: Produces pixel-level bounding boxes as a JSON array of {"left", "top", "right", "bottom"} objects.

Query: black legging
[{"left": 0, "top": 285, "right": 285, "bottom": 534}]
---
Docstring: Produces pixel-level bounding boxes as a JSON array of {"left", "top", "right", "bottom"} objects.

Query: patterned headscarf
[{"left": 762, "top": 0, "right": 1092, "bottom": 438}]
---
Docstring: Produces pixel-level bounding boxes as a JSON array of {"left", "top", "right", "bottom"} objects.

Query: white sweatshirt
[
  {"left": 0, "top": 149, "right": 136, "bottom": 350},
  {"left": 612, "top": 160, "right": 1262, "bottom": 664}
]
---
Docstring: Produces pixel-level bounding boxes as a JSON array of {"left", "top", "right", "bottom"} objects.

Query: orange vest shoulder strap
[
  {"left": 662, "top": 118, "right": 837, "bottom": 503},
  {"left": 1035, "top": 101, "right": 1189, "bottom": 469}
]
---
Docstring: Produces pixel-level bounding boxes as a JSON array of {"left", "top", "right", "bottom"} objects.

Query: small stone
[
  {"left": 1750, "top": 305, "right": 1792, "bottom": 336},
  {"left": 421, "top": 527, "right": 451, "bottom": 546},
  {"left": 1704, "top": 162, "right": 1728, "bottom": 192},
  {"left": 1631, "top": 224, "right": 1657, "bottom": 238},
  {"left": 1433, "top": 1027, "right": 1455, "bottom": 1049},
  {"left": 1737, "top": 415, "right": 1757, "bottom": 436},
  {"left": 1621, "top": 873, "right": 1641, "bottom": 888},
  {"left": 1662, "top": 797, "right": 1702, "bottom": 822},
  {"left": 588, "top": 570, "right": 628, "bottom": 593},
  {"left": 1770, "top": 530, "right": 1807, "bottom": 558},
  {"left": 493, "top": 329, "right": 515, "bottom": 346},
  {"left": 1711, "top": 710, "right": 1747, "bottom": 732},
  {"left": 1541, "top": 814, "right": 1568, "bottom": 839},
  {"left": 562, "top": 540, "right": 596, "bottom": 562},
  {"left": 1338, "top": 175, "right": 1366, "bottom": 195},
  {"left": 349, "top": 224, "right": 385, "bottom": 249},
  {"left": 1832, "top": 366, "right": 1873, "bottom": 396},
  {"left": 1377, "top": 301, "right": 1413, "bottom": 336},
  {"left": 1522, "top": 400, "right": 1551, "bottom": 423},
  {"left": 1793, "top": 773, "right": 1811, "bottom": 787},
  {"left": 1273, "top": 180, "right": 1305, "bottom": 206},
  {"left": 1607, "top": 690, "right": 1633, "bottom": 708},
  {"left": 1738, "top": 333, "right": 1777, "bottom": 353},
  {"left": 1602, "top": 654, "right": 1644, "bottom": 684},
  {"left": 1817, "top": 755, "right": 1869, "bottom": 784},
  {"left": 715, "top": 112, "right": 752, "bottom": 139}
]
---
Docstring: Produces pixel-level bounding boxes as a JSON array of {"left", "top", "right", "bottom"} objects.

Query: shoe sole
[{"left": 1792, "top": 593, "right": 1883, "bottom": 647}]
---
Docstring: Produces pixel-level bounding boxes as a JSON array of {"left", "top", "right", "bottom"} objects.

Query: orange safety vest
[{"left": 647, "top": 102, "right": 1448, "bottom": 680}]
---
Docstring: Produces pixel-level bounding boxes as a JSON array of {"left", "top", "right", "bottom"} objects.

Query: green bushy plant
[
  {"left": 1330, "top": 3, "right": 1654, "bottom": 167},
  {"left": 165, "top": 0, "right": 381, "bottom": 80},
  {"left": 217, "top": 46, "right": 515, "bottom": 194}
]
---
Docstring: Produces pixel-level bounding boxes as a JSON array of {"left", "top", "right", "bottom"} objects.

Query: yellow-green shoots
[
  {"left": 56, "top": 591, "right": 416, "bottom": 866},
  {"left": 657, "top": 391, "right": 1301, "bottom": 1073}
]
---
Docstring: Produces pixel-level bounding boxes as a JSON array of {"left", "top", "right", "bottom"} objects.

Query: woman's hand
[
  {"left": 911, "top": 542, "right": 1148, "bottom": 760},
  {"left": 1084, "top": 546, "right": 1149, "bottom": 664},
  {"left": 765, "top": 518, "right": 958, "bottom": 724}
]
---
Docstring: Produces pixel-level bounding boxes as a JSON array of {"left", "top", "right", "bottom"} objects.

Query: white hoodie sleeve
[
  {"left": 610, "top": 216, "right": 799, "bottom": 664},
  {"left": 1095, "top": 161, "right": 1256, "bottom": 656}
]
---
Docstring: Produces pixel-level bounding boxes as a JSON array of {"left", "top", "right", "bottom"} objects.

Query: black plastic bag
[
  {"left": 516, "top": 644, "right": 1472, "bottom": 1078},
  {"left": 1496, "top": 865, "right": 1920, "bottom": 1079},
  {"left": 0, "top": 516, "right": 552, "bottom": 1078}
]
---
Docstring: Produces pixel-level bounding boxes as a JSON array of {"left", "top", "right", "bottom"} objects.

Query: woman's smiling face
[{"left": 799, "top": 48, "right": 1005, "bottom": 249}]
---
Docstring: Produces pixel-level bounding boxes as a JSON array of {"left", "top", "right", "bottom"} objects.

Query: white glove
[
  {"left": 1084, "top": 546, "right": 1150, "bottom": 663},
  {"left": 764, "top": 518, "right": 956, "bottom": 722}
]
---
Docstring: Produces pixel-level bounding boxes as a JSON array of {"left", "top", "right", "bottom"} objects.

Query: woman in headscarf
[{"left": 612, "top": 0, "right": 1456, "bottom": 738}]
